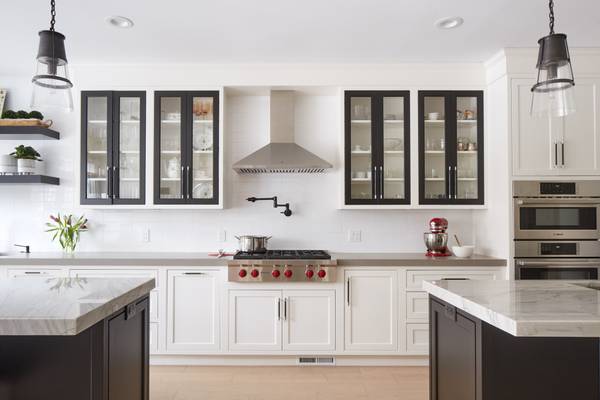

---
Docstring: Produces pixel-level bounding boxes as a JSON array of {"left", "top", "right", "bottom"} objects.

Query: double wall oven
[{"left": 514, "top": 181, "right": 600, "bottom": 280}]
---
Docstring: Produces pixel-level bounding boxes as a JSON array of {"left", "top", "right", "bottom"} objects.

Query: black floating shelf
[
  {"left": 0, "top": 126, "right": 60, "bottom": 140},
  {"left": 0, "top": 175, "right": 60, "bottom": 185}
]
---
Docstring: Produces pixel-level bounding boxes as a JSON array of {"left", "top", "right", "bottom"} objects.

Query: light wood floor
[{"left": 151, "top": 366, "right": 429, "bottom": 400}]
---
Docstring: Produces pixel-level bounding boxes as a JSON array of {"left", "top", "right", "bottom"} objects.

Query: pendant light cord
[
  {"left": 50, "top": 0, "right": 56, "bottom": 31},
  {"left": 548, "top": 0, "right": 555, "bottom": 34}
]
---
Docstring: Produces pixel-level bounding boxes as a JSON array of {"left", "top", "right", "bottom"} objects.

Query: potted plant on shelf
[
  {"left": 10, "top": 145, "right": 43, "bottom": 174},
  {"left": 45, "top": 214, "right": 88, "bottom": 253}
]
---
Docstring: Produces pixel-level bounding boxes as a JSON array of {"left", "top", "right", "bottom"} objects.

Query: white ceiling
[{"left": 3, "top": 0, "right": 600, "bottom": 73}]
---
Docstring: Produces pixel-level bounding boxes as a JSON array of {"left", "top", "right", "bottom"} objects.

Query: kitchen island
[
  {"left": 423, "top": 280, "right": 600, "bottom": 400},
  {"left": 0, "top": 276, "right": 155, "bottom": 400}
]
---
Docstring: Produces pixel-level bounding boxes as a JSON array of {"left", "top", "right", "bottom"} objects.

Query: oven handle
[
  {"left": 517, "top": 260, "right": 600, "bottom": 267},
  {"left": 515, "top": 199, "right": 600, "bottom": 205}
]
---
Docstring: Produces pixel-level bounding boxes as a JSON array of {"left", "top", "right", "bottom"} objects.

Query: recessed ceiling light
[
  {"left": 434, "top": 16, "right": 464, "bottom": 30},
  {"left": 106, "top": 16, "right": 134, "bottom": 29}
]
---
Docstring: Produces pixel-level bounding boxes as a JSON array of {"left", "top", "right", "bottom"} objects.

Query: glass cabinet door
[
  {"left": 156, "top": 94, "right": 185, "bottom": 202},
  {"left": 422, "top": 95, "right": 449, "bottom": 201},
  {"left": 189, "top": 93, "right": 219, "bottom": 203},
  {"left": 455, "top": 95, "right": 480, "bottom": 201},
  {"left": 347, "top": 94, "right": 374, "bottom": 202},
  {"left": 114, "top": 93, "right": 145, "bottom": 203},
  {"left": 82, "top": 93, "right": 112, "bottom": 203},
  {"left": 382, "top": 95, "right": 409, "bottom": 202}
]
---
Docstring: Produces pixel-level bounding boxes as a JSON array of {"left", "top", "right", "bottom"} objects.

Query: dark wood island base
[
  {"left": 0, "top": 296, "right": 149, "bottom": 400},
  {"left": 429, "top": 295, "right": 600, "bottom": 400}
]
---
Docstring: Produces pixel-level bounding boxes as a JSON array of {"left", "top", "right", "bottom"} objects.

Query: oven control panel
[{"left": 228, "top": 263, "right": 336, "bottom": 282}]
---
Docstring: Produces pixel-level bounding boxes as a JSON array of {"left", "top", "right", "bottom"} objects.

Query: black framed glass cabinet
[
  {"left": 418, "top": 91, "right": 484, "bottom": 205},
  {"left": 344, "top": 90, "right": 411, "bottom": 205},
  {"left": 154, "top": 91, "right": 220, "bottom": 204},
  {"left": 81, "top": 91, "right": 146, "bottom": 205}
]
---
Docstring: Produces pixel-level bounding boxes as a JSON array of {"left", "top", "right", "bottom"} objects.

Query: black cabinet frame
[
  {"left": 418, "top": 90, "right": 484, "bottom": 205},
  {"left": 344, "top": 90, "right": 411, "bottom": 205},
  {"left": 153, "top": 91, "right": 220, "bottom": 205},
  {"left": 81, "top": 91, "right": 146, "bottom": 205}
]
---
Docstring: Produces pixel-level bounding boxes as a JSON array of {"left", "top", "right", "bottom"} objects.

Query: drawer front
[
  {"left": 406, "top": 292, "right": 429, "bottom": 321},
  {"left": 70, "top": 269, "right": 159, "bottom": 321},
  {"left": 7, "top": 269, "right": 63, "bottom": 278},
  {"left": 406, "top": 323, "right": 429, "bottom": 354},
  {"left": 406, "top": 269, "right": 499, "bottom": 290}
]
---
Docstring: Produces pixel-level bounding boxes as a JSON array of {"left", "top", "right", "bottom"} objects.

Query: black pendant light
[
  {"left": 531, "top": 0, "right": 575, "bottom": 118},
  {"left": 31, "top": 0, "right": 74, "bottom": 111}
]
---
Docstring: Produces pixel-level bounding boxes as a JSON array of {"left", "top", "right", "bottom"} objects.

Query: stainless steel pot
[{"left": 235, "top": 235, "right": 272, "bottom": 253}]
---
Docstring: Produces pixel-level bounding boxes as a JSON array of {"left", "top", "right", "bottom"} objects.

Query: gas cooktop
[{"left": 233, "top": 250, "right": 331, "bottom": 260}]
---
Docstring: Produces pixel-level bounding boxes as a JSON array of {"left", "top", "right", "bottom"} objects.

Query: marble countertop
[
  {"left": 0, "top": 251, "right": 506, "bottom": 267},
  {"left": 0, "top": 277, "right": 155, "bottom": 336},
  {"left": 424, "top": 279, "right": 600, "bottom": 337}
]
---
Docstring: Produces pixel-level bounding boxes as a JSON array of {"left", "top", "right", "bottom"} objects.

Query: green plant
[
  {"left": 10, "top": 145, "right": 42, "bottom": 161},
  {"left": 45, "top": 214, "right": 88, "bottom": 253},
  {"left": 28, "top": 111, "right": 44, "bottom": 120},
  {"left": 1, "top": 110, "right": 17, "bottom": 119},
  {"left": 16, "top": 110, "right": 29, "bottom": 118}
]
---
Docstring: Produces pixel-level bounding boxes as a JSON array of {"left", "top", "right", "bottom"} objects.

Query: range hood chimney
[{"left": 233, "top": 90, "right": 333, "bottom": 174}]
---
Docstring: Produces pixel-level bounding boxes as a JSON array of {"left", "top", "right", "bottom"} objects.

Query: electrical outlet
[
  {"left": 348, "top": 230, "right": 362, "bottom": 243},
  {"left": 142, "top": 228, "right": 151, "bottom": 243},
  {"left": 218, "top": 229, "right": 227, "bottom": 242}
]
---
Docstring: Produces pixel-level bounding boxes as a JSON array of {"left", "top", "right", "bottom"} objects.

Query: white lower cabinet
[
  {"left": 283, "top": 290, "right": 335, "bottom": 351},
  {"left": 228, "top": 290, "right": 282, "bottom": 351},
  {"left": 344, "top": 270, "right": 398, "bottom": 352},
  {"left": 167, "top": 270, "right": 220, "bottom": 352},
  {"left": 150, "top": 322, "right": 159, "bottom": 353},
  {"left": 7, "top": 269, "right": 64, "bottom": 278},
  {"left": 228, "top": 289, "right": 336, "bottom": 352},
  {"left": 70, "top": 268, "right": 160, "bottom": 322},
  {"left": 405, "top": 323, "right": 429, "bottom": 353}
]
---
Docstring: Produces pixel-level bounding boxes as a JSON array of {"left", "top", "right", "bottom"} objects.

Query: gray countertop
[
  {"left": 424, "top": 279, "right": 600, "bottom": 337},
  {"left": 0, "top": 277, "right": 155, "bottom": 336},
  {"left": 0, "top": 251, "right": 506, "bottom": 267}
]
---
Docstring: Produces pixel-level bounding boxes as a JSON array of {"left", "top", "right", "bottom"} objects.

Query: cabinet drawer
[
  {"left": 406, "top": 269, "right": 499, "bottom": 290},
  {"left": 7, "top": 269, "right": 63, "bottom": 278},
  {"left": 150, "top": 322, "right": 159, "bottom": 354},
  {"left": 406, "top": 292, "right": 429, "bottom": 320},
  {"left": 406, "top": 323, "right": 429, "bottom": 354},
  {"left": 70, "top": 269, "right": 159, "bottom": 321}
]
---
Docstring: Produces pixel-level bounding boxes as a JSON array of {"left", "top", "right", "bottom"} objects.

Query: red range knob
[
  {"left": 250, "top": 269, "right": 260, "bottom": 278},
  {"left": 284, "top": 269, "right": 293, "bottom": 278},
  {"left": 317, "top": 269, "right": 327, "bottom": 279},
  {"left": 305, "top": 269, "right": 315, "bottom": 279},
  {"left": 238, "top": 269, "right": 247, "bottom": 278},
  {"left": 272, "top": 269, "right": 281, "bottom": 278}
]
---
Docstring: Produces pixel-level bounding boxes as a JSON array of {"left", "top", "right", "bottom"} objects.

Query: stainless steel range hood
[{"left": 233, "top": 91, "right": 333, "bottom": 174}]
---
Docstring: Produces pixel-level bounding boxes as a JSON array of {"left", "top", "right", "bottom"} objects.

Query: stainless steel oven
[
  {"left": 515, "top": 240, "right": 600, "bottom": 280},
  {"left": 514, "top": 181, "right": 600, "bottom": 240}
]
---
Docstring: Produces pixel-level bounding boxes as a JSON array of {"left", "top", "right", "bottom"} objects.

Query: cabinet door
[
  {"left": 430, "top": 298, "right": 478, "bottom": 400},
  {"left": 560, "top": 79, "right": 600, "bottom": 174},
  {"left": 454, "top": 93, "right": 484, "bottom": 204},
  {"left": 107, "top": 297, "right": 149, "bottom": 400},
  {"left": 345, "top": 91, "right": 377, "bottom": 204},
  {"left": 282, "top": 290, "right": 335, "bottom": 351},
  {"left": 154, "top": 92, "right": 187, "bottom": 204},
  {"left": 381, "top": 93, "right": 411, "bottom": 204},
  {"left": 512, "top": 80, "right": 555, "bottom": 175},
  {"left": 229, "top": 290, "right": 281, "bottom": 351},
  {"left": 166, "top": 270, "right": 219, "bottom": 352},
  {"left": 113, "top": 92, "right": 145, "bottom": 204},
  {"left": 419, "top": 92, "right": 451, "bottom": 203},
  {"left": 188, "top": 92, "right": 219, "bottom": 204},
  {"left": 344, "top": 270, "right": 397, "bottom": 351},
  {"left": 81, "top": 91, "right": 113, "bottom": 204}
]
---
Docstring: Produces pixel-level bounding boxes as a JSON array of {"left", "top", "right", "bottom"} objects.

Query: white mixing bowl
[{"left": 452, "top": 245, "right": 474, "bottom": 258}]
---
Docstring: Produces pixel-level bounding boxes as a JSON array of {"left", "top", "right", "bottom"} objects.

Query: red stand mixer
[{"left": 424, "top": 217, "right": 451, "bottom": 257}]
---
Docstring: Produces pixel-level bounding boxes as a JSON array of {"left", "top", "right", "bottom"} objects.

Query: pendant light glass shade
[
  {"left": 530, "top": 1, "right": 575, "bottom": 118},
  {"left": 31, "top": 2, "right": 74, "bottom": 111}
]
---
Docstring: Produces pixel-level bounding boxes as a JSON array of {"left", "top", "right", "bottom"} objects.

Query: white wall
[{"left": 0, "top": 64, "right": 486, "bottom": 253}]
